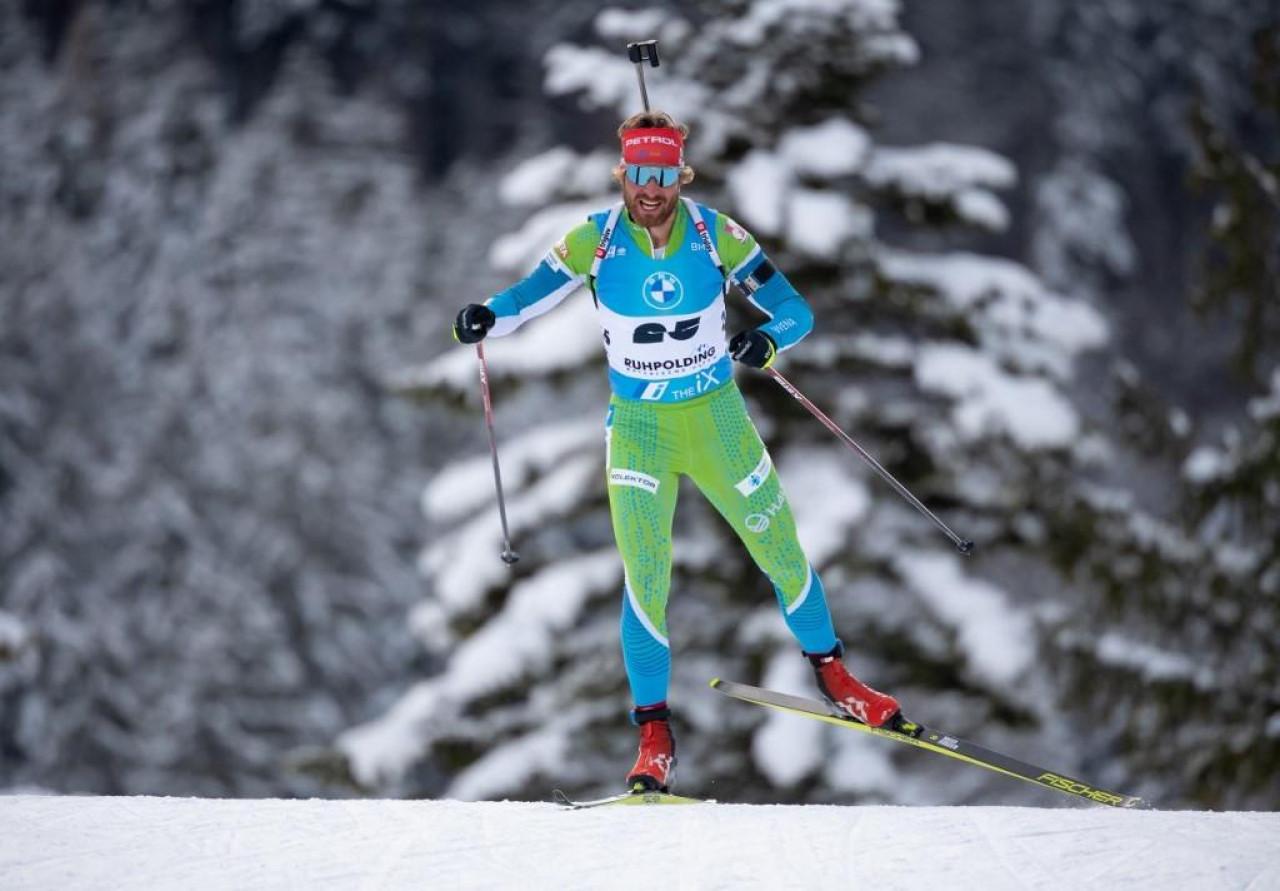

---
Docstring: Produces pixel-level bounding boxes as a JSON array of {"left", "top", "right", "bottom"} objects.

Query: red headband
[{"left": 621, "top": 127, "right": 684, "bottom": 166}]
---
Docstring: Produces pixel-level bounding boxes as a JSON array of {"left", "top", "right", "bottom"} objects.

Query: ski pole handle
[
  {"left": 765, "top": 367, "right": 974, "bottom": 555},
  {"left": 476, "top": 342, "right": 519, "bottom": 565}
]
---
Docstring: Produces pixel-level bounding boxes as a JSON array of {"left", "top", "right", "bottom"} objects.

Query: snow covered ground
[{"left": 1, "top": 795, "right": 1276, "bottom": 890}]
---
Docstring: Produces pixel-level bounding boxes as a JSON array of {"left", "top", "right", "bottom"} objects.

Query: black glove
[
  {"left": 453, "top": 303, "right": 496, "bottom": 344},
  {"left": 729, "top": 329, "right": 777, "bottom": 369}
]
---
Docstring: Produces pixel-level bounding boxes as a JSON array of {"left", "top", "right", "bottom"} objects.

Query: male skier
[{"left": 453, "top": 111, "right": 902, "bottom": 793}]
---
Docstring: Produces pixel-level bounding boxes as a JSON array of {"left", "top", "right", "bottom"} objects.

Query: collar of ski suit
[{"left": 620, "top": 199, "right": 689, "bottom": 259}]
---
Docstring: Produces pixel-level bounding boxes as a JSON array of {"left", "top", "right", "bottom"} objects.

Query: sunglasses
[{"left": 625, "top": 165, "right": 681, "bottom": 188}]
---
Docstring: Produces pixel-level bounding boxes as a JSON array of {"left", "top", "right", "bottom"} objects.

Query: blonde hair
[{"left": 613, "top": 110, "right": 696, "bottom": 186}]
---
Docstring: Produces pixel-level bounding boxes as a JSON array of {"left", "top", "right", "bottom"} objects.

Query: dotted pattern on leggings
[
  {"left": 689, "top": 385, "right": 811, "bottom": 603},
  {"left": 607, "top": 397, "right": 678, "bottom": 635}
]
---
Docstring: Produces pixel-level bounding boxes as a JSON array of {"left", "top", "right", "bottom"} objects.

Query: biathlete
[{"left": 452, "top": 110, "right": 903, "bottom": 792}]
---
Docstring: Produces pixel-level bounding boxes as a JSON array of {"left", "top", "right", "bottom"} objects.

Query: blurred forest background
[{"left": 1, "top": 0, "right": 1276, "bottom": 808}]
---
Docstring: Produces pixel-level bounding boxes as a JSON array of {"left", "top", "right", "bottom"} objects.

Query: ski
[
  {"left": 553, "top": 786, "right": 710, "bottom": 810},
  {"left": 710, "top": 678, "right": 1149, "bottom": 809}
]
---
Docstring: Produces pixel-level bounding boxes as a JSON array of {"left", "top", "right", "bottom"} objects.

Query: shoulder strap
[
  {"left": 586, "top": 203, "right": 624, "bottom": 306},
  {"left": 682, "top": 197, "right": 729, "bottom": 296}
]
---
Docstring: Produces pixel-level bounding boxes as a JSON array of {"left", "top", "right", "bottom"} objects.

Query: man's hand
[
  {"left": 729, "top": 329, "right": 777, "bottom": 369},
  {"left": 453, "top": 303, "right": 496, "bottom": 344}
]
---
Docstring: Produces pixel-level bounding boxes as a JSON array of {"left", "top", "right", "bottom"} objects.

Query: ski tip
[{"left": 708, "top": 677, "right": 722, "bottom": 689}]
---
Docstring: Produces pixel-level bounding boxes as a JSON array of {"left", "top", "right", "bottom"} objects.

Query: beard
[{"left": 624, "top": 189, "right": 679, "bottom": 229}]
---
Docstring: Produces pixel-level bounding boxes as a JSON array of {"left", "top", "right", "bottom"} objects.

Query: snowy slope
[{"left": 1, "top": 796, "right": 1276, "bottom": 890}]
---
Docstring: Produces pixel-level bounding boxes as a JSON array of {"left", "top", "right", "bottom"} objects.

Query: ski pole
[
  {"left": 627, "top": 40, "right": 660, "bottom": 111},
  {"left": 765, "top": 367, "right": 975, "bottom": 555},
  {"left": 476, "top": 342, "right": 519, "bottom": 565}
]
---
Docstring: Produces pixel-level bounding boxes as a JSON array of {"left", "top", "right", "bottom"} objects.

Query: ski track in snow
[{"left": 0, "top": 796, "right": 1277, "bottom": 890}]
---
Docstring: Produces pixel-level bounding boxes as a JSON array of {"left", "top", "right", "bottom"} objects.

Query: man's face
[{"left": 622, "top": 168, "right": 681, "bottom": 228}]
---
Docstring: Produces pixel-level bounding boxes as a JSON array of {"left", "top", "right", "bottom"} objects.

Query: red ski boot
[
  {"left": 626, "top": 703, "right": 676, "bottom": 792},
  {"left": 807, "top": 645, "right": 901, "bottom": 728}
]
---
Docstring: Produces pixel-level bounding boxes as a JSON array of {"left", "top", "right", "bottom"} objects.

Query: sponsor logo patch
[
  {"left": 554, "top": 239, "right": 570, "bottom": 260},
  {"left": 725, "top": 217, "right": 749, "bottom": 243},
  {"left": 639, "top": 381, "right": 670, "bottom": 401},
  {"left": 609, "top": 468, "right": 661, "bottom": 494},
  {"left": 745, "top": 490, "right": 787, "bottom": 533},
  {"left": 642, "top": 270, "right": 684, "bottom": 311},
  {"left": 625, "top": 135, "right": 681, "bottom": 148},
  {"left": 624, "top": 344, "right": 717, "bottom": 374},
  {"left": 594, "top": 219, "right": 617, "bottom": 260},
  {"left": 734, "top": 451, "right": 773, "bottom": 497},
  {"left": 660, "top": 367, "right": 721, "bottom": 402},
  {"left": 1035, "top": 772, "right": 1126, "bottom": 806}
]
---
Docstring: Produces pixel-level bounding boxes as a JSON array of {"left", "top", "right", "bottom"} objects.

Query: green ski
[
  {"left": 553, "top": 784, "right": 710, "bottom": 810},
  {"left": 711, "top": 677, "right": 1149, "bottom": 809}
]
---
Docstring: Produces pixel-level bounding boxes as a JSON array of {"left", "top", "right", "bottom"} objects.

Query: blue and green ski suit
[{"left": 485, "top": 197, "right": 840, "bottom": 707}]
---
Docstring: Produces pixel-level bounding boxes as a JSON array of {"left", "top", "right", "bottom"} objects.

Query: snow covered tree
[
  {"left": 1188, "top": 23, "right": 1279, "bottom": 384},
  {"left": 0, "top": 3, "right": 431, "bottom": 796},
  {"left": 1039, "top": 354, "right": 1280, "bottom": 809},
  {"left": 1026, "top": 0, "right": 1278, "bottom": 399},
  {"left": 1037, "top": 23, "right": 1280, "bottom": 809},
  {"left": 342, "top": 2, "right": 1153, "bottom": 806}
]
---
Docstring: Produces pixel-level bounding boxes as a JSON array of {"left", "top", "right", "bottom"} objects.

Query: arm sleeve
[
  {"left": 715, "top": 214, "right": 814, "bottom": 353},
  {"left": 484, "top": 219, "right": 601, "bottom": 337}
]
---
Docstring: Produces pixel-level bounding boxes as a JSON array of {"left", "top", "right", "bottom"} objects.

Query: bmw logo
[{"left": 642, "top": 271, "right": 684, "bottom": 311}]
